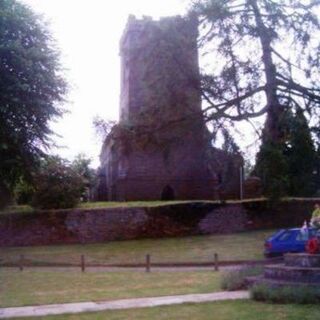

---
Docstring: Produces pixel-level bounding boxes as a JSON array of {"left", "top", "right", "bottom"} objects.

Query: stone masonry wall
[
  {"left": 0, "top": 199, "right": 317, "bottom": 247},
  {"left": 0, "top": 203, "right": 245, "bottom": 247}
]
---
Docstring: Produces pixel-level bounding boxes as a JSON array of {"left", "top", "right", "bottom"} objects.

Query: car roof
[{"left": 286, "top": 227, "right": 315, "bottom": 231}]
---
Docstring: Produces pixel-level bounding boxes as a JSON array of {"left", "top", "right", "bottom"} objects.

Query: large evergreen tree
[
  {"left": 191, "top": 0, "right": 320, "bottom": 196},
  {"left": 192, "top": 0, "right": 320, "bottom": 135},
  {"left": 255, "top": 107, "right": 316, "bottom": 198},
  {"left": 285, "top": 109, "right": 316, "bottom": 196},
  {"left": 0, "top": 0, "right": 67, "bottom": 207}
]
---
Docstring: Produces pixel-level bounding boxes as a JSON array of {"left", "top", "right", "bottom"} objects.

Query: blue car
[{"left": 264, "top": 227, "right": 317, "bottom": 257}]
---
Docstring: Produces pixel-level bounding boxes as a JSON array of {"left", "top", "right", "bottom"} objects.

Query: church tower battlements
[{"left": 119, "top": 14, "right": 201, "bottom": 125}]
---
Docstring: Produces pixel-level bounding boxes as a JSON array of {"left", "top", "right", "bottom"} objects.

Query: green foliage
[
  {"left": 193, "top": 0, "right": 320, "bottom": 201},
  {"left": 71, "top": 154, "right": 96, "bottom": 201},
  {"left": 220, "top": 265, "right": 263, "bottom": 291},
  {"left": 251, "top": 283, "right": 320, "bottom": 304},
  {"left": 285, "top": 109, "right": 316, "bottom": 196},
  {"left": 191, "top": 0, "right": 320, "bottom": 196},
  {"left": 255, "top": 140, "right": 289, "bottom": 200},
  {"left": 192, "top": 0, "right": 320, "bottom": 126},
  {"left": 13, "top": 178, "right": 34, "bottom": 205},
  {"left": 314, "top": 147, "right": 320, "bottom": 196},
  {"left": 31, "top": 156, "right": 84, "bottom": 209},
  {"left": 221, "top": 129, "right": 240, "bottom": 155},
  {"left": 310, "top": 126, "right": 320, "bottom": 195},
  {"left": 255, "top": 108, "right": 317, "bottom": 199},
  {"left": 92, "top": 116, "right": 116, "bottom": 141},
  {"left": 0, "top": 0, "right": 67, "bottom": 204}
]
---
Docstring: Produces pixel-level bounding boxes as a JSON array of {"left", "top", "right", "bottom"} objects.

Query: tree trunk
[
  {"left": 249, "top": 0, "right": 285, "bottom": 143},
  {"left": 0, "top": 180, "right": 12, "bottom": 209}
]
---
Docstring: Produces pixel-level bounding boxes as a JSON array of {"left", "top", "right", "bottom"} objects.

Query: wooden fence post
[
  {"left": 214, "top": 253, "right": 219, "bottom": 271},
  {"left": 19, "top": 254, "right": 24, "bottom": 271},
  {"left": 146, "top": 254, "right": 151, "bottom": 273},
  {"left": 81, "top": 255, "right": 85, "bottom": 272}
]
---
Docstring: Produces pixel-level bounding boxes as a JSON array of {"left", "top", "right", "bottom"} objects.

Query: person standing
[{"left": 311, "top": 204, "right": 320, "bottom": 229}]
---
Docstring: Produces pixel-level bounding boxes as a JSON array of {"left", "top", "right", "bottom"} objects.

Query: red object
[
  {"left": 264, "top": 242, "right": 272, "bottom": 250},
  {"left": 306, "top": 238, "right": 319, "bottom": 254}
]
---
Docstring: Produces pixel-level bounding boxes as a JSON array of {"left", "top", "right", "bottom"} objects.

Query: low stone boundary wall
[
  {"left": 0, "top": 203, "right": 245, "bottom": 246},
  {"left": 0, "top": 199, "right": 318, "bottom": 247}
]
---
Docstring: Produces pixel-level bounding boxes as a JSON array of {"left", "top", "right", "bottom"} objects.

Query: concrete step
[
  {"left": 264, "top": 264, "right": 320, "bottom": 283},
  {"left": 284, "top": 253, "right": 320, "bottom": 268}
]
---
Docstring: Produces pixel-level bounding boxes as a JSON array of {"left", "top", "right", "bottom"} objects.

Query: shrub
[
  {"left": 220, "top": 265, "right": 263, "bottom": 291},
  {"left": 251, "top": 283, "right": 320, "bottom": 304},
  {"left": 32, "top": 157, "right": 85, "bottom": 209},
  {"left": 14, "top": 179, "right": 34, "bottom": 205}
]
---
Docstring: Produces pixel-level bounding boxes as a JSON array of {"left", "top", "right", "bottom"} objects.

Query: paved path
[{"left": 0, "top": 291, "right": 249, "bottom": 319}]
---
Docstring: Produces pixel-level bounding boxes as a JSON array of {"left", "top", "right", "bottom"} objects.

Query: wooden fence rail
[{"left": 0, "top": 252, "right": 283, "bottom": 271}]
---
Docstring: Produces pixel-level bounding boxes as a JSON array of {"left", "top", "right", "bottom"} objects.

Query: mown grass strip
[
  {"left": 0, "top": 230, "right": 273, "bottom": 265},
  {"left": 0, "top": 269, "right": 221, "bottom": 308},
  {"left": 9, "top": 300, "right": 320, "bottom": 320}
]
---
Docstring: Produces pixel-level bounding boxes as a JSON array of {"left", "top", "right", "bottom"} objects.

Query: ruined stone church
[{"left": 97, "top": 14, "right": 242, "bottom": 201}]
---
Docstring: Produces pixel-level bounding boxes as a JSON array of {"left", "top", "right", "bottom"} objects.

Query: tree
[
  {"left": 32, "top": 156, "right": 84, "bottom": 209},
  {"left": 71, "top": 154, "right": 96, "bottom": 201},
  {"left": 254, "top": 139, "right": 289, "bottom": 199},
  {"left": 92, "top": 116, "right": 116, "bottom": 141},
  {"left": 285, "top": 109, "right": 316, "bottom": 196},
  {"left": 314, "top": 145, "right": 320, "bottom": 195},
  {"left": 255, "top": 107, "right": 317, "bottom": 198},
  {"left": 0, "top": 0, "right": 67, "bottom": 207},
  {"left": 192, "top": 0, "right": 320, "bottom": 133},
  {"left": 191, "top": 0, "right": 320, "bottom": 196},
  {"left": 311, "top": 126, "right": 320, "bottom": 195},
  {"left": 221, "top": 128, "right": 241, "bottom": 154}
]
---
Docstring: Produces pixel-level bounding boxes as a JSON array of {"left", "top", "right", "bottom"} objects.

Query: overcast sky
[{"left": 22, "top": 0, "right": 189, "bottom": 167}]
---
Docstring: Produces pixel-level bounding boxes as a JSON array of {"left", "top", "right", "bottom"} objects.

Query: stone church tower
[{"left": 98, "top": 15, "right": 241, "bottom": 201}]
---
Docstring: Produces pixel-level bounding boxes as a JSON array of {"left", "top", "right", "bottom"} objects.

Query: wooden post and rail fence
[{"left": 9, "top": 253, "right": 223, "bottom": 272}]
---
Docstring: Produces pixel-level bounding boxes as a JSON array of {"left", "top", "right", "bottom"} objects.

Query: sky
[{"left": 22, "top": 0, "right": 189, "bottom": 167}]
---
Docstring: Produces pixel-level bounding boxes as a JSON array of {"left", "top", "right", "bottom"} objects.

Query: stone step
[
  {"left": 248, "top": 275, "right": 320, "bottom": 289},
  {"left": 284, "top": 253, "right": 320, "bottom": 268},
  {"left": 264, "top": 264, "right": 320, "bottom": 283}
]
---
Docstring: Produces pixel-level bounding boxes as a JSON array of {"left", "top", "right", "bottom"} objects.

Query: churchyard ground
[
  {"left": 0, "top": 229, "right": 273, "bottom": 266},
  {"left": 0, "top": 229, "right": 273, "bottom": 308},
  {"left": 0, "top": 269, "right": 221, "bottom": 307},
  {"left": 0, "top": 230, "right": 273, "bottom": 306},
  {"left": 1, "top": 229, "right": 315, "bottom": 320},
  {"left": 3, "top": 300, "right": 319, "bottom": 320}
]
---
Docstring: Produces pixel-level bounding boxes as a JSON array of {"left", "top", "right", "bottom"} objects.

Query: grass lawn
[
  {"left": 0, "top": 201, "right": 214, "bottom": 214},
  {"left": 3, "top": 197, "right": 316, "bottom": 214},
  {"left": 10, "top": 300, "right": 320, "bottom": 320},
  {"left": 0, "top": 269, "right": 221, "bottom": 308},
  {"left": 0, "top": 230, "right": 273, "bottom": 266}
]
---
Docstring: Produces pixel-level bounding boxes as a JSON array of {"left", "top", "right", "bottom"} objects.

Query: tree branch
[
  {"left": 271, "top": 48, "right": 303, "bottom": 71},
  {"left": 201, "top": 85, "right": 266, "bottom": 113}
]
